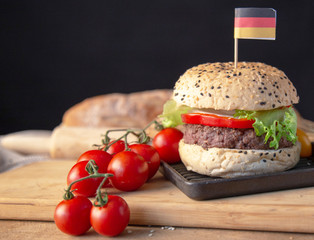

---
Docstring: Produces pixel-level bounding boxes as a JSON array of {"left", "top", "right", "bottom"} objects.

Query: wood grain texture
[
  {"left": 2, "top": 220, "right": 314, "bottom": 240},
  {"left": 1, "top": 160, "right": 314, "bottom": 233}
]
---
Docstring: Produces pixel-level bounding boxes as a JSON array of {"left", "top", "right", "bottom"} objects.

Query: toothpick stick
[{"left": 234, "top": 38, "right": 238, "bottom": 69}]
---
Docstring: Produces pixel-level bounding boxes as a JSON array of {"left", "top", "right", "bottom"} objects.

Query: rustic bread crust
[
  {"left": 179, "top": 140, "right": 301, "bottom": 178},
  {"left": 62, "top": 89, "right": 172, "bottom": 129},
  {"left": 173, "top": 62, "right": 299, "bottom": 111}
]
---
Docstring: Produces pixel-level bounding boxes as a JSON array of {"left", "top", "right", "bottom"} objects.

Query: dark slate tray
[{"left": 160, "top": 146, "right": 314, "bottom": 200}]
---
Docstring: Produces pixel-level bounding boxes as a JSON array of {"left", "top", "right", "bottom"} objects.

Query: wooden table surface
[
  {"left": 1, "top": 159, "right": 314, "bottom": 239},
  {"left": 2, "top": 219, "right": 314, "bottom": 240}
]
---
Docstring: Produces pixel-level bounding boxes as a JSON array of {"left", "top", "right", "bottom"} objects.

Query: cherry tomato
[
  {"left": 297, "top": 129, "right": 312, "bottom": 157},
  {"left": 107, "top": 151, "right": 149, "bottom": 191},
  {"left": 129, "top": 144, "right": 160, "bottom": 180},
  {"left": 67, "top": 160, "right": 103, "bottom": 197},
  {"left": 152, "top": 128, "right": 183, "bottom": 164},
  {"left": 54, "top": 196, "right": 92, "bottom": 236},
  {"left": 90, "top": 195, "right": 130, "bottom": 237},
  {"left": 106, "top": 140, "right": 127, "bottom": 155},
  {"left": 181, "top": 113, "right": 254, "bottom": 128},
  {"left": 77, "top": 150, "right": 113, "bottom": 187}
]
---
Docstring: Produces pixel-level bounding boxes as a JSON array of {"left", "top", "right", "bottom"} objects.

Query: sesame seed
[
  {"left": 272, "top": 104, "right": 276, "bottom": 108},
  {"left": 200, "top": 93, "right": 203, "bottom": 96},
  {"left": 288, "top": 154, "right": 291, "bottom": 157},
  {"left": 226, "top": 95, "right": 229, "bottom": 98},
  {"left": 211, "top": 86, "right": 214, "bottom": 89},
  {"left": 265, "top": 152, "right": 269, "bottom": 155},
  {"left": 175, "top": 93, "right": 178, "bottom": 96},
  {"left": 217, "top": 86, "right": 221, "bottom": 89},
  {"left": 244, "top": 151, "right": 247, "bottom": 154},
  {"left": 260, "top": 102, "right": 266, "bottom": 105},
  {"left": 269, "top": 93, "right": 272, "bottom": 96},
  {"left": 208, "top": 93, "right": 211, "bottom": 97},
  {"left": 279, "top": 150, "right": 282, "bottom": 153},
  {"left": 263, "top": 159, "right": 267, "bottom": 162},
  {"left": 273, "top": 153, "right": 276, "bottom": 157},
  {"left": 260, "top": 153, "right": 263, "bottom": 156},
  {"left": 238, "top": 150, "right": 243, "bottom": 153}
]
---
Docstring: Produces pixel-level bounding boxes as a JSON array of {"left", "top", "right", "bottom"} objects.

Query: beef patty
[{"left": 183, "top": 124, "right": 293, "bottom": 150}]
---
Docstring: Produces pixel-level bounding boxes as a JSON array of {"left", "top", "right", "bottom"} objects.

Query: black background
[{"left": 1, "top": 0, "right": 313, "bottom": 135}]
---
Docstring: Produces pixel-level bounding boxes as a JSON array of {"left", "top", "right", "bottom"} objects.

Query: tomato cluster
[
  {"left": 54, "top": 126, "right": 183, "bottom": 237},
  {"left": 54, "top": 194, "right": 130, "bottom": 237}
]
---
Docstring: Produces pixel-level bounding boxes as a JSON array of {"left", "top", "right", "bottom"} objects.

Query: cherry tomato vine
[{"left": 55, "top": 120, "right": 183, "bottom": 237}]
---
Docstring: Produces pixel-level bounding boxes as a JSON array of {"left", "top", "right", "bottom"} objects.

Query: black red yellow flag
[{"left": 234, "top": 8, "right": 276, "bottom": 40}]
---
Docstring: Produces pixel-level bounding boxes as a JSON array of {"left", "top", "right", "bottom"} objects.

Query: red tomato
[
  {"left": 54, "top": 196, "right": 92, "bottom": 236},
  {"left": 67, "top": 161, "right": 103, "bottom": 197},
  {"left": 90, "top": 195, "right": 130, "bottom": 237},
  {"left": 77, "top": 150, "right": 113, "bottom": 187},
  {"left": 181, "top": 113, "right": 254, "bottom": 128},
  {"left": 106, "top": 140, "right": 127, "bottom": 155},
  {"left": 107, "top": 151, "right": 149, "bottom": 191},
  {"left": 152, "top": 128, "right": 183, "bottom": 164},
  {"left": 129, "top": 144, "right": 160, "bottom": 180}
]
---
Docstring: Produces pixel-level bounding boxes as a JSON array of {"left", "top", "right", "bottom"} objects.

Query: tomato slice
[{"left": 181, "top": 113, "right": 254, "bottom": 129}]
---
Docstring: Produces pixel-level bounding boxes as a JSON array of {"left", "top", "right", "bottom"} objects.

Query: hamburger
[{"left": 160, "top": 62, "right": 300, "bottom": 178}]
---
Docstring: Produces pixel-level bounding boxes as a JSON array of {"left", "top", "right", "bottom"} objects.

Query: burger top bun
[{"left": 173, "top": 62, "right": 299, "bottom": 111}]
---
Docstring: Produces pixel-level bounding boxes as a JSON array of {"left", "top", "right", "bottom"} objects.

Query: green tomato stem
[
  {"left": 101, "top": 120, "right": 161, "bottom": 150},
  {"left": 63, "top": 160, "right": 113, "bottom": 200}
]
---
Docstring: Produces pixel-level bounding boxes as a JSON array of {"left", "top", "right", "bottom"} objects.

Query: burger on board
[{"left": 160, "top": 62, "right": 300, "bottom": 178}]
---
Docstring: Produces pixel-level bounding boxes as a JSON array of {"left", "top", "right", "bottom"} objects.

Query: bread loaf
[{"left": 62, "top": 89, "right": 172, "bottom": 129}]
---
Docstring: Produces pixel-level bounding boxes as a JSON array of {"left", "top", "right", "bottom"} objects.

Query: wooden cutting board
[{"left": 1, "top": 159, "right": 314, "bottom": 233}]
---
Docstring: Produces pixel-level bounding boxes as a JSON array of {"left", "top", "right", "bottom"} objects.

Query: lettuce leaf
[
  {"left": 234, "top": 107, "right": 298, "bottom": 149},
  {"left": 159, "top": 99, "right": 191, "bottom": 128}
]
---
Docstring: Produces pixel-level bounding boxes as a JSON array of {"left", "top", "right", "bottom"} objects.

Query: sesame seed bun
[
  {"left": 173, "top": 62, "right": 299, "bottom": 111},
  {"left": 179, "top": 140, "right": 301, "bottom": 178}
]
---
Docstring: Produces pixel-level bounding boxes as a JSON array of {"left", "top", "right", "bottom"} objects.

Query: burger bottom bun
[{"left": 179, "top": 140, "right": 301, "bottom": 178}]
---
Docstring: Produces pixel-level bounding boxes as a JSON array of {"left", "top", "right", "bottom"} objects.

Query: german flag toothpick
[
  {"left": 234, "top": 8, "right": 277, "bottom": 68},
  {"left": 234, "top": 8, "right": 276, "bottom": 40}
]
